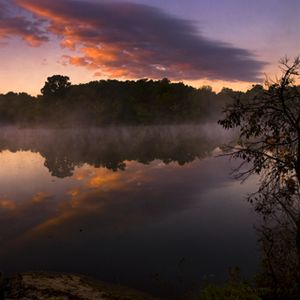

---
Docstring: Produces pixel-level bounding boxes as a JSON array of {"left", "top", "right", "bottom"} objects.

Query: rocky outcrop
[{"left": 2, "top": 273, "right": 159, "bottom": 300}]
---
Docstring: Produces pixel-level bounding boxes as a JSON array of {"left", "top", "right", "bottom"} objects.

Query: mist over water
[
  {"left": 0, "top": 124, "right": 258, "bottom": 297},
  {"left": 0, "top": 124, "right": 233, "bottom": 176}
]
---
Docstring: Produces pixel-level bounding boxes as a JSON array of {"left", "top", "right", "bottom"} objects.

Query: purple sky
[{"left": 0, "top": 0, "right": 299, "bottom": 95}]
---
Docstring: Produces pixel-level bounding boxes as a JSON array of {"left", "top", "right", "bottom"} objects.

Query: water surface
[{"left": 0, "top": 125, "right": 259, "bottom": 296}]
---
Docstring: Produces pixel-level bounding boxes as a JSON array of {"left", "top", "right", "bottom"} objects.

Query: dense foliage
[
  {"left": 187, "top": 268, "right": 262, "bottom": 300},
  {"left": 219, "top": 57, "right": 300, "bottom": 299},
  {"left": 0, "top": 77, "right": 240, "bottom": 126}
]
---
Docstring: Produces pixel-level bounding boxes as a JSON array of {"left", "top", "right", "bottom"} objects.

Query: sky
[{"left": 0, "top": 0, "right": 299, "bottom": 95}]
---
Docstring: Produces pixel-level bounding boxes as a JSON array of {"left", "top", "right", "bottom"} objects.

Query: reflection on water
[
  {"left": 0, "top": 125, "right": 224, "bottom": 177},
  {"left": 0, "top": 125, "right": 259, "bottom": 296}
]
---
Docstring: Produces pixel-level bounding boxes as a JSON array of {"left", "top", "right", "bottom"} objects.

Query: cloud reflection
[{"left": 0, "top": 153, "right": 236, "bottom": 251}]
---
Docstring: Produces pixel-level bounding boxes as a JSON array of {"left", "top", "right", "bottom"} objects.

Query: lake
[{"left": 0, "top": 125, "right": 260, "bottom": 297}]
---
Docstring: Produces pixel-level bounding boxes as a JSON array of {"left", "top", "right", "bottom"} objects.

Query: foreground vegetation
[{"left": 219, "top": 57, "right": 300, "bottom": 300}]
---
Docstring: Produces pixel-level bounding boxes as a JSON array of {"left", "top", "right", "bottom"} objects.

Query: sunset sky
[{"left": 0, "top": 0, "right": 299, "bottom": 95}]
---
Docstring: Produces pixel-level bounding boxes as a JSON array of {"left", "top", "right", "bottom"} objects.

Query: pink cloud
[
  {"left": 0, "top": 1, "right": 48, "bottom": 46},
  {"left": 12, "top": 0, "right": 265, "bottom": 81}
]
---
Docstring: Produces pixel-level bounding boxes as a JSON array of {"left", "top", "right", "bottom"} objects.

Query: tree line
[{"left": 0, "top": 75, "right": 256, "bottom": 126}]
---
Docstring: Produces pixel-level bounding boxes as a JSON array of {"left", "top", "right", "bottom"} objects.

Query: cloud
[
  {"left": 0, "top": 0, "right": 48, "bottom": 46},
  {"left": 12, "top": 0, "right": 265, "bottom": 81}
]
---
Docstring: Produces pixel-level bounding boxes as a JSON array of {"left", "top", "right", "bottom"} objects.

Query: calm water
[{"left": 0, "top": 125, "right": 259, "bottom": 296}]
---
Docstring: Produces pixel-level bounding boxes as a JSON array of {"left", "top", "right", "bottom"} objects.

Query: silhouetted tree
[
  {"left": 0, "top": 92, "right": 36, "bottom": 125},
  {"left": 219, "top": 57, "right": 300, "bottom": 299},
  {"left": 41, "top": 75, "right": 71, "bottom": 97}
]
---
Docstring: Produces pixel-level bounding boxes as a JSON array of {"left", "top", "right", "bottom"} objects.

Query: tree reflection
[
  {"left": 44, "top": 156, "right": 76, "bottom": 178},
  {"left": 0, "top": 126, "right": 222, "bottom": 178}
]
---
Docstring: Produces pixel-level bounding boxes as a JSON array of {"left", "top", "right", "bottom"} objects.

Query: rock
[{"left": 4, "top": 272, "right": 159, "bottom": 300}]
